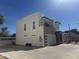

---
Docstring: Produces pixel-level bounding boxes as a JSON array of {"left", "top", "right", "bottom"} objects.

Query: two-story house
[{"left": 16, "top": 12, "right": 60, "bottom": 47}]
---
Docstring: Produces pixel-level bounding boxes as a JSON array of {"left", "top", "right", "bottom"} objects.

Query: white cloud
[{"left": 51, "top": 0, "right": 79, "bottom": 8}]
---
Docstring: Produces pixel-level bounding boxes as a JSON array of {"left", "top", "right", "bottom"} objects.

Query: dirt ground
[{"left": 0, "top": 44, "right": 79, "bottom": 59}]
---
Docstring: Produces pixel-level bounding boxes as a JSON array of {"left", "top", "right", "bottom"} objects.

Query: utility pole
[{"left": 68, "top": 24, "right": 71, "bottom": 42}]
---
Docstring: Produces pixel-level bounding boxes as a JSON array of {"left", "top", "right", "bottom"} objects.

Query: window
[
  {"left": 39, "top": 20, "right": 43, "bottom": 27},
  {"left": 44, "top": 40, "right": 48, "bottom": 43},
  {"left": 24, "top": 24, "right": 26, "bottom": 31},
  {"left": 39, "top": 36, "right": 42, "bottom": 42},
  {"left": 32, "top": 35, "right": 36, "bottom": 36},
  {"left": 45, "top": 38, "right": 48, "bottom": 40},
  {"left": 44, "top": 23, "right": 50, "bottom": 27},
  {"left": 24, "top": 35, "right": 27, "bottom": 37},
  {"left": 44, "top": 35, "right": 48, "bottom": 37},
  {"left": 33, "top": 21, "right": 35, "bottom": 29}
]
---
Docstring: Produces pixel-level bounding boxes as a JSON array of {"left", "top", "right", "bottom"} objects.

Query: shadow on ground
[
  {"left": 0, "top": 43, "right": 76, "bottom": 53},
  {"left": 0, "top": 45, "right": 42, "bottom": 53}
]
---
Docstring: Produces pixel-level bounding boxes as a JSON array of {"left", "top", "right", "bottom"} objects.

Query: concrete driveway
[{"left": 0, "top": 44, "right": 79, "bottom": 59}]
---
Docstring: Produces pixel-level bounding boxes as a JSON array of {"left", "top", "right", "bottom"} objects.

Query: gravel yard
[{"left": 0, "top": 44, "right": 79, "bottom": 59}]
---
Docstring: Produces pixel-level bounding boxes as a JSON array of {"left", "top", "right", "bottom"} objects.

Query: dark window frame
[
  {"left": 24, "top": 35, "right": 27, "bottom": 37},
  {"left": 39, "top": 36, "right": 42, "bottom": 42},
  {"left": 32, "top": 35, "right": 36, "bottom": 36},
  {"left": 24, "top": 24, "right": 26, "bottom": 31},
  {"left": 33, "top": 21, "right": 35, "bottom": 29}
]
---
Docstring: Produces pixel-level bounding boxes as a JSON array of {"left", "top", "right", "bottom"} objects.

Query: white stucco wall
[{"left": 16, "top": 12, "right": 45, "bottom": 46}]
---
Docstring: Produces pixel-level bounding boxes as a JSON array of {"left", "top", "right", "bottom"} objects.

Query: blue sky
[{"left": 0, "top": 0, "right": 79, "bottom": 33}]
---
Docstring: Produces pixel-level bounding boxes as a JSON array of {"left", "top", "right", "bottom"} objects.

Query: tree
[
  {"left": 65, "top": 29, "right": 79, "bottom": 35},
  {"left": 11, "top": 33, "right": 16, "bottom": 37},
  {"left": 1, "top": 27, "right": 8, "bottom": 32},
  {"left": 70, "top": 29, "right": 77, "bottom": 32},
  {"left": 0, "top": 15, "right": 10, "bottom": 37},
  {"left": 0, "top": 16, "right": 4, "bottom": 25},
  {"left": 1, "top": 27, "right": 10, "bottom": 37},
  {"left": 0, "top": 15, "right": 4, "bottom": 37}
]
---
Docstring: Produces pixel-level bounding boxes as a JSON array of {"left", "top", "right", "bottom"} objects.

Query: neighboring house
[
  {"left": 62, "top": 32, "right": 79, "bottom": 43},
  {"left": 16, "top": 12, "right": 60, "bottom": 47}
]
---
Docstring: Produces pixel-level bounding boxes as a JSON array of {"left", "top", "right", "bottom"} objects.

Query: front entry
[{"left": 44, "top": 34, "right": 56, "bottom": 46}]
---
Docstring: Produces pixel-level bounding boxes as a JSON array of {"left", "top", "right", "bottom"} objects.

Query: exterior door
[
  {"left": 44, "top": 34, "right": 56, "bottom": 46},
  {"left": 47, "top": 34, "right": 56, "bottom": 46}
]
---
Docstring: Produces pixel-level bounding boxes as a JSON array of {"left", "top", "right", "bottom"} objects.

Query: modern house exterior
[{"left": 16, "top": 12, "right": 60, "bottom": 47}]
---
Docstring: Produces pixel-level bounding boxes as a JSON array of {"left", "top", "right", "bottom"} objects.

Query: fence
[{"left": 0, "top": 37, "right": 16, "bottom": 46}]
